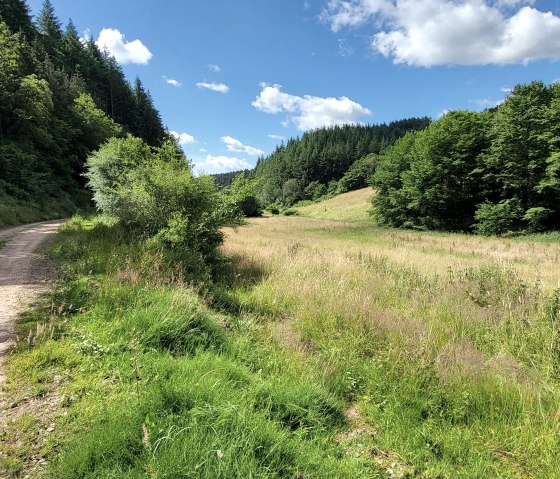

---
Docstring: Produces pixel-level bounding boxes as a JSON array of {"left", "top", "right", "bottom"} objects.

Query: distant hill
[
  {"left": 251, "top": 118, "right": 430, "bottom": 206},
  {"left": 211, "top": 169, "right": 251, "bottom": 188}
]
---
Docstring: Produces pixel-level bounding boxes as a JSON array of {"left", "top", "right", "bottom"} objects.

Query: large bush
[
  {"left": 337, "top": 153, "right": 377, "bottom": 193},
  {"left": 85, "top": 135, "right": 240, "bottom": 258},
  {"left": 226, "top": 174, "right": 262, "bottom": 217}
]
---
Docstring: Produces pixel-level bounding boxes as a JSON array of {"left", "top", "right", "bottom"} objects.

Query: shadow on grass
[{"left": 209, "top": 252, "right": 269, "bottom": 315}]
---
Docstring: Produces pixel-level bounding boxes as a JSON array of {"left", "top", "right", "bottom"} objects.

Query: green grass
[
  {"left": 1, "top": 216, "right": 378, "bottom": 478},
  {"left": 3, "top": 210, "right": 560, "bottom": 478}
]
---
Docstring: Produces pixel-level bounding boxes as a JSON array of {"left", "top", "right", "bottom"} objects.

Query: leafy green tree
[
  {"left": 73, "top": 93, "right": 121, "bottom": 150},
  {"left": 373, "top": 111, "right": 491, "bottom": 231},
  {"left": 338, "top": 153, "right": 377, "bottom": 193},
  {"left": 303, "top": 180, "right": 327, "bottom": 201},
  {"left": 282, "top": 178, "right": 302, "bottom": 206},
  {"left": 226, "top": 174, "right": 262, "bottom": 217}
]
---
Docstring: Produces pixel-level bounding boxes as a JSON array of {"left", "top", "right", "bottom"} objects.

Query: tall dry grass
[{"left": 221, "top": 215, "right": 560, "bottom": 477}]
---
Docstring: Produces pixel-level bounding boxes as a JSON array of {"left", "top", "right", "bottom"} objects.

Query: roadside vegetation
[{"left": 2, "top": 190, "right": 560, "bottom": 478}]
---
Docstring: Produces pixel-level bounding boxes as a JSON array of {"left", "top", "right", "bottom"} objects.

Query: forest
[
  {"left": 372, "top": 81, "right": 560, "bottom": 235},
  {"left": 0, "top": 0, "right": 167, "bottom": 227},
  {"left": 251, "top": 119, "right": 430, "bottom": 207}
]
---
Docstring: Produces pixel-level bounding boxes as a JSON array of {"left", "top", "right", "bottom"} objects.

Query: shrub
[
  {"left": 226, "top": 174, "right": 262, "bottom": 217},
  {"left": 303, "top": 181, "right": 327, "bottom": 201},
  {"left": 85, "top": 135, "right": 240, "bottom": 259},
  {"left": 523, "top": 207, "right": 553, "bottom": 232},
  {"left": 338, "top": 153, "right": 377, "bottom": 193},
  {"left": 474, "top": 199, "right": 523, "bottom": 236}
]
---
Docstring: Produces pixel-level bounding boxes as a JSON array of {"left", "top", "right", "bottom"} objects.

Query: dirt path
[{"left": 0, "top": 221, "right": 64, "bottom": 383}]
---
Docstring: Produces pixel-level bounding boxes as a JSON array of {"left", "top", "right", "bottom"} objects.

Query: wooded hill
[
  {"left": 0, "top": 0, "right": 167, "bottom": 226},
  {"left": 251, "top": 118, "right": 430, "bottom": 206}
]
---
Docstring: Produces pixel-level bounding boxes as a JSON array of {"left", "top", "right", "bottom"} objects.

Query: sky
[{"left": 25, "top": 0, "right": 560, "bottom": 173}]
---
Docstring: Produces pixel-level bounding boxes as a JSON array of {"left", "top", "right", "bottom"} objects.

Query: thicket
[
  {"left": 0, "top": 0, "right": 166, "bottom": 226},
  {"left": 222, "top": 174, "right": 262, "bottom": 217},
  {"left": 252, "top": 119, "right": 430, "bottom": 207},
  {"left": 373, "top": 81, "right": 560, "bottom": 235},
  {"left": 85, "top": 135, "right": 241, "bottom": 272}
]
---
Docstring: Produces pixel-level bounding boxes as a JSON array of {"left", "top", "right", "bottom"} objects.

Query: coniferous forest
[{"left": 0, "top": 0, "right": 166, "bottom": 226}]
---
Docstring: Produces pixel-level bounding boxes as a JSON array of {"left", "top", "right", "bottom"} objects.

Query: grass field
[
  {"left": 1, "top": 190, "right": 560, "bottom": 478},
  {"left": 295, "top": 188, "right": 375, "bottom": 223}
]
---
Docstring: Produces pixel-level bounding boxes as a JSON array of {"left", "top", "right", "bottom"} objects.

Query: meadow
[{"left": 1, "top": 189, "right": 560, "bottom": 478}]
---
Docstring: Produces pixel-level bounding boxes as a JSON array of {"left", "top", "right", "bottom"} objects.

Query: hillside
[
  {"left": 0, "top": 1, "right": 166, "bottom": 227},
  {"left": 295, "top": 187, "right": 374, "bottom": 223},
  {"left": 252, "top": 119, "right": 430, "bottom": 207}
]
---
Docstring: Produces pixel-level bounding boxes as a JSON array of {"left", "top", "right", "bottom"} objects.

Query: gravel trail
[{"left": 0, "top": 220, "right": 63, "bottom": 383}]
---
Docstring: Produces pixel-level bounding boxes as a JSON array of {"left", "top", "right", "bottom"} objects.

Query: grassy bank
[
  {"left": 0, "top": 216, "right": 371, "bottom": 478},
  {"left": 2, "top": 200, "right": 560, "bottom": 477}
]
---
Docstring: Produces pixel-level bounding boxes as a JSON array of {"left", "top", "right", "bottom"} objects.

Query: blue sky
[{"left": 26, "top": 0, "right": 560, "bottom": 173}]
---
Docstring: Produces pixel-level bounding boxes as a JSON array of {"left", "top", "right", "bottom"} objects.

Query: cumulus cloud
[
  {"left": 320, "top": 0, "right": 560, "bottom": 66},
  {"left": 268, "top": 134, "right": 286, "bottom": 140},
  {"left": 170, "top": 131, "right": 196, "bottom": 145},
  {"left": 221, "top": 136, "right": 264, "bottom": 155},
  {"left": 208, "top": 64, "right": 221, "bottom": 72},
  {"left": 163, "top": 76, "right": 181, "bottom": 87},
  {"left": 252, "top": 83, "right": 371, "bottom": 131},
  {"left": 196, "top": 81, "right": 230, "bottom": 93},
  {"left": 437, "top": 109, "right": 451, "bottom": 119},
  {"left": 95, "top": 28, "right": 152, "bottom": 65},
  {"left": 195, "top": 155, "right": 252, "bottom": 173}
]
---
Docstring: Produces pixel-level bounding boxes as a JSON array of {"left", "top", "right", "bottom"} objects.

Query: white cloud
[
  {"left": 195, "top": 155, "right": 252, "bottom": 173},
  {"left": 163, "top": 76, "right": 182, "bottom": 87},
  {"left": 199, "top": 148, "right": 208, "bottom": 152},
  {"left": 268, "top": 134, "right": 286, "bottom": 140},
  {"left": 320, "top": 0, "right": 560, "bottom": 66},
  {"left": 221, "top": 136, "right": 264, "bottom": 155},
  {"left": 437, "top": 109, "right": 450, "bottom": 119},
  {"left": 170, "top": 131, "right": 196, "bottom": 145},
  {"left": 252, "top": 83, "right": 371, "bottom": 131},
  {"left": 95, "top": 28, "right": 152, "bottom": 65},
  {"left": 471, "top": 98, "right": 503, "bottom": 108},
  {"left": 208, "top": 64, "right": 221, "bottom": 72},
  {"left": 338, "top": 38, "right": 354, "bottom": 56},
  {"left": 304, "top": 1, "right": 311, "bottom": 10},
  {"left": 501, "top": 86, "right": 513, "bottom": 93},
  {"left": 196, "top": 81, "right": 230, "bottom": 93}
]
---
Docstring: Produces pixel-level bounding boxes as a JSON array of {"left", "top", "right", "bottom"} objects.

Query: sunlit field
[{"left": 219, "top": 189, "right": 560, "bottom": 477}]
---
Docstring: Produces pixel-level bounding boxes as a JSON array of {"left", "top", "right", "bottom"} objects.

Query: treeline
[
  {"left": 252, "top": 119, "right": 430, "bottom": 206},
  {"left": 212, "top": 169, "right": 251, "bottom": 188},
  {"left": 372, "top": 81, "right": 560, "bottom": 235},
  {"left": 0, "top": 0, "right": 166, "bottom": 226}
]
